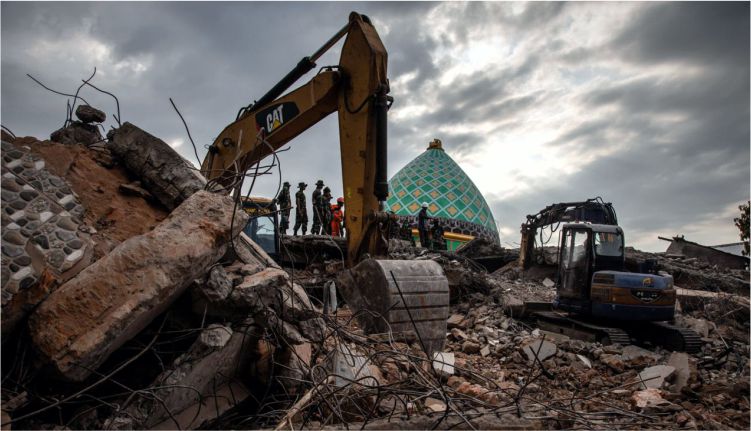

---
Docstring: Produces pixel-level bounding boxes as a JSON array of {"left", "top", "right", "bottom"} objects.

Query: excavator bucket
[{"left": 337, "top": 259, "right": 449, "bottom": 355}]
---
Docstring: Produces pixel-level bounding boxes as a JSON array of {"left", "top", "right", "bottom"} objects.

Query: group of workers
[
  {"left": 277, "top": 180, "right": 345, "bottom": 237},
  {"left": 276, "top": 180, "right": 446, "bottom": 249}
]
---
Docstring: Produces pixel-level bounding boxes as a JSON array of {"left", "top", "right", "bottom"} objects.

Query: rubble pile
[{"left": 1, "top": 117, "right": 748, "bottom": 430}]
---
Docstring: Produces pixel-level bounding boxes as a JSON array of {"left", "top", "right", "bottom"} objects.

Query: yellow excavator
[{"left": 201, "top": 12, "right": 449, "bottom": 354}]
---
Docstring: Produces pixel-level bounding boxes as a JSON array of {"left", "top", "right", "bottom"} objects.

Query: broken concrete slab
[
  {"left": 230, "top": 231, "right": 281, "bottom": 271},
  {"left": 622, "top": 345, "right": 661, "bottom": 362},
  {"left": 462, "top": 340, "right": 482, "bottom": 354},
  {"left": 447, "top": 313, "right": 465, "bottom": 329},
  {"left": 433, "top": 352, "right": 455, "bottom": 376},
  {"left": 522, "top": 339, "right": 556, "bottom": 363},
  {"left": 329, "top": 342, "right": 383, "bottom": 388},
  {"left": 637, "top": 365, "right": 675, "bottom": 389},
  {"left": 109, "top": 322, "right": 255, "bottom": 429},
  {"left": 667, "top": 352, "right": 692, "bottom": 393},
  {"left": 107, "top": 122, "right": 207, "bottom": 210},
  {"left": 29, "top": 190, "right": 247, "bottom": 381},
  {"left": 600, "top": 354, "right": 626, "bottom": 373},
  {"left": 542, "top": 277, "right": 555, "bottom": 288},
  {"left": 151, "top": 381, "right": 249, "bottom": 430},
  {"left": 450, "top": 328, "right": 468, "bottom": 341},
  {"left": 480, "top": 345, "right": 491, "bottom": 357}
]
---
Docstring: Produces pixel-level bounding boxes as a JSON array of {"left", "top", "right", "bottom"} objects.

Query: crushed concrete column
[
  {"left": 107, "top": 122, "right": 207, "bottom": 210},
  {"left": 28, "top": 190, "right": 248, "bottom": 382},
  {"left": 107, "top": 322, "right": 256, "bottom": 429}
]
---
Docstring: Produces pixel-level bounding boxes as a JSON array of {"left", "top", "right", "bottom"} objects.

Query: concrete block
[
  {"left": 522, "top": 339, "right": 556, "bottom": 363},
  {"left": 637, "top": 365, "right": 675, "bottom": 389},
  {"left": 29, "top": 191, "right": 247, "bottom": 381},
  {"left": 107, "top": 122, "right": 207, "bottom": 210},
  {"left": 432, "top": 352, "right": 455, "bottom": 376}
]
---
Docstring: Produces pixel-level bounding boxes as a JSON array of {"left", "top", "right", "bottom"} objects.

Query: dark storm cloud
[
  {"left": 1, "top": 2, "right": 748, "bottom": 250},
  {"left": 613, "top": 2, "right": 749, "bottom": 68}
]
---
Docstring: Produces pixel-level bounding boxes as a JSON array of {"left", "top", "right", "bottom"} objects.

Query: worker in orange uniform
[{"left": 330, "top": 197, "right": 345, "bottom": 237}]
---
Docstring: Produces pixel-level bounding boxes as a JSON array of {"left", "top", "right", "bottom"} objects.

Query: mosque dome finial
[{"left": 428, "top": 139, "right": 443, "bottom": 150}]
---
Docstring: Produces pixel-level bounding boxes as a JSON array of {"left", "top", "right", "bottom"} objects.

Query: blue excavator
[{"left": 518, "top": 198, "right": 701, "bottom": 352}]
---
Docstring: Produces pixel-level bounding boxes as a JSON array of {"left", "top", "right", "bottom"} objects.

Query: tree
[{"left": 734, "top": 201, "right": 750, "bottom": 256}]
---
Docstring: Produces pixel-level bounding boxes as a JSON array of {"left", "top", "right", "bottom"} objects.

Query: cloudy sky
[{"left": 2, "top": 2, "right": 748, "bottom": 251}]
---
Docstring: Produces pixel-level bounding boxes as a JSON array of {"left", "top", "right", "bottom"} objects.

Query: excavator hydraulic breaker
[{"left": 337, "top": 259, "right": 449, "bottom": 355}]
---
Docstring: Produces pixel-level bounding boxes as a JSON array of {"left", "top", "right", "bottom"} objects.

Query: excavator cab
[
  {"left": 555, "top": 223, "right": 676, "bottom": 321},
  {"left": 240, "top": 197, "right": 280, "bottom": 261}
]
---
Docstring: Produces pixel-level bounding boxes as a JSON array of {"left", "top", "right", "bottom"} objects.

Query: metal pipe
[
  {"left": 374, "top": 86, "right": 390, "bottom": 203},
  {"left": 310, "top": 22, "right": 349, "bottom": 63},
  {"left": 244, "top": 22, "right": 350, "bottom": 115}
]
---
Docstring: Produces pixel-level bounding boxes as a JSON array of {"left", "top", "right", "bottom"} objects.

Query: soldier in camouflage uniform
[
  {"left": 278, "top": 181, "right": 292, "bottom": 235},
  {"left": 293, "top": 182, "right": 308, "bottom": 236},
  {"left": 310, "top": 180, "right": 324, "bottom": 234},
  {"left": 321, "top": 187, "right": 333, "bottom": 235}
]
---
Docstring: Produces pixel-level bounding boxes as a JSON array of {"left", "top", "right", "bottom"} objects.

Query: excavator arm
[
  {"left": 519, "top": 198, "right": 618, "bottom": 269},
  {"left": 201, "top": 12, "right": 391, "bottom": 264}
]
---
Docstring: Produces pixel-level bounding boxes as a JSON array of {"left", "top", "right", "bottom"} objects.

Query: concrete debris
[
  {"left": 328, "top": 342, "right": 383, "bottom": 388},
  {"left": 28, "top": 190, "right": 247, "bottom": 381},
  {"left": 666, "top": 352, "right": 693, "bottom": 393},
  {"left": 446, "top": 313, "right": 465, "bottom": 329},
  {"left": 74, "top": 105, "right": 106, "bottom": 124},
  {"left": 50, "top": 121, "right": 102, "bottom": 146},
  {"left": 432, "top": 352, "right": 455, "bottom": 376},
  {"left": 631, "top": 388, "right": 671, "bottom": 409},
  {"left": 2, "top": 125, "right": 748, "bottom": 430},
  {"left": 425, "top": 397, "right": 447, "bottom": 412},
  {"left": 576, "top": 354, "right": 592, "bottom": 369},
  {"left": 662, "top": 235, "right": 748, "bottom": 270},
  {"left": 107, "top": 122, "right": 207, "bottom": 210},
  {"left": 108, "top": 322, "right": 255, "bottom": 429},
  {"left": 522, "top": 339, "right": 556, "bottom": 363},
  {"left": 636, "top": 365, "right": 675, "bottom": 389}
]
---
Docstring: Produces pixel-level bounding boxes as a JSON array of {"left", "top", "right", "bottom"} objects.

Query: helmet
[
  {"left": 323, "top": 186, "right": 331, "bottom": 193},
  {"left": 315, "top": 180, "right": 324, "bottom": 186},
  {"left": 337, "top": 197, "right": 344, "bottom": 204},
  {"left": 283, "top": 181, "right": 290, "bottom": 187},
  {"left": 298, "top": 182, "right": 307, "bottom": 188},
  {"left": 421, "top": 202, "right": 428, "bottom": 208}
]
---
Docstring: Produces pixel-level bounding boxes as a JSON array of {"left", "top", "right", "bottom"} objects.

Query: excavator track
[
  {"left": 533, "top": 311, "right": 632, "bottom": 345},
  {"left": 630, "top": 321, "right": 703, "bottom": 354},
  {"left": 531, "top": 311, "right": 703, "bottom": 352}
]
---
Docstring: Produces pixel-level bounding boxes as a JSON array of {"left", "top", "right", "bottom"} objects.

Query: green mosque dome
[{"left": 387, "top": 139, "right": 499, "bottom": 249}]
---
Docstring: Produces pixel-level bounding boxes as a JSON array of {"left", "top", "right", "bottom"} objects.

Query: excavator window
[
  {"left": 594, "top": 232, "right": 623, "bottom": 257},
  {"left": 571, "top": 230, "right": 590, "bottom": 268}
]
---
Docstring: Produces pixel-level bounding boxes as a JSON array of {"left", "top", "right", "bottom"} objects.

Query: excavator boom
[{"left": 201, "top": 12, "right": 390, "bottom": 264}]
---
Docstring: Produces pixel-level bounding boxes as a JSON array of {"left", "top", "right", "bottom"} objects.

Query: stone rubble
[{"left": 0, "top": 122, "right": 747, "bottom": 430}]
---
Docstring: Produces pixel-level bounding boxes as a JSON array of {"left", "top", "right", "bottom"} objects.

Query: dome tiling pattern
[{"left": 387, "top": 140, "right": 499, "bottom": 244}]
